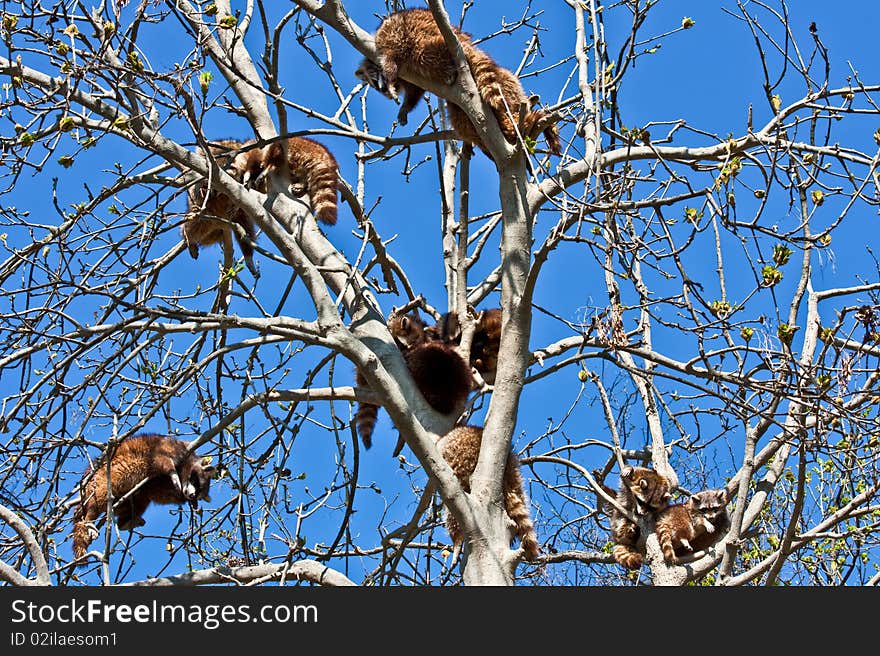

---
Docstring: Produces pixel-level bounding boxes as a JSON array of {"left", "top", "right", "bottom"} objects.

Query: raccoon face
[
  {"left": 355, "top": 58, "right": 392, "bottom": 97},
  {"left": 622, "top": 466, "right": 671, "bottom": 514},
  {"left": 388, "top": 312, "right": 428, "bottom": 350},
  {"left": 691, "top": 489, "right": 727, "bottom": 522},
  {"left": 185, "top": 461, "right": 216, "bottom": 506}
]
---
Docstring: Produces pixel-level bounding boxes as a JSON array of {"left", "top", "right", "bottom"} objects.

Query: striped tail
[
  {"left": 655, "top": 523, "right": 679, "bottom": 564},
  {"left": 354, "top": 370, "right": 378, "bottom": 449},
  {"left": 445, "top": 512, "right": 463, "bottom": 556},
  {"left": 71, "top": 502, "right": 96, "bottom": 560},
  {"left": 355, "top": 402, "right": 378, "bottom": 449},
  {"left": 71, "top": 521, "right": 91, "bottom": 560},
  {"left": 465, "top": 49, "right": 518, "bottom": 146},
  {"left": 504, "top": 453, "right": 540, "bottom": 561},
  {"left": 298, "top": 139, "right": 339, "bottom": 226},
  {"left": 305, "top": 161, "right": 338, "bottom": 225},
  {"left": 612, "top": 544, "right": 644, "bottom": 570}
]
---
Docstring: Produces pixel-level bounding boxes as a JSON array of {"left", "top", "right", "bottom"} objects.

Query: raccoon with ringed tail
[
  {"left": 438, "top": 424, "right": 540, "bottom": 562},
  {"left": 356, "top": 8, "right": 561, "bottom": 160},
  {"left": 654, "top": 488, "right": 729, "bottom": 564},
  {"left": 181, "top": 138, "right": 262, "bottom": 277},
  {"left": 70, "top": 433, "right": 215, "bottom": 561},
  {"left": 353, "top": 311, "right": 473, "bottom": 455},
  {"left": 354, "top": 311, "right": 430, "bottom": 450},
  {"left": 602, "top": 465, "right": 672, "bottom": 570},
  {"left": 253, "top": 136, "right": 340, "bottom": 226}
]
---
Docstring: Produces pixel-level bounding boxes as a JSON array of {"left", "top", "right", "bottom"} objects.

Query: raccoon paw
[
  {"left": 705, "top": 522, "right": 716, "bottom": 534},
  {"left": 85, "top": 522, "right": 99, "bottom": 542},
  {"left": 679, "top": 539, "right": 693, "bottom": 552}
]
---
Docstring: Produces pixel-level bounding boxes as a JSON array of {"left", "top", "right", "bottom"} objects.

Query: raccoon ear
[
  {"left": 620, "top": 466, "right": 633, "bottom": 479},
  {"left": 400, "top": 316, "right": 410, "bottom": 331}
]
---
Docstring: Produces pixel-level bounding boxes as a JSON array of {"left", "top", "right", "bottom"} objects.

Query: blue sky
[{"left": 1, "top": 1, "right": 878, "bottom": 584}]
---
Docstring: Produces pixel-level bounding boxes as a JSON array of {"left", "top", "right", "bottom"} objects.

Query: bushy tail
[
  {"left": 305, "top": 159, "right": 338, "bottom": 225},
  {"left": 294, "top": 139, "right": 339, "bottom": 226},
  {"left": 612, "top": 544, "right": 644, "bottom": 570},
  {"left": 465, "top": 49, "right": 518, "bottom": 145},
  {"left": 354, "top": 369, "right": 379, "bottom": 449},
  {"left": 522, "top": 109, "right": 562, "bottom": 156},
  {"left": 70, "top": 498, "right": 96, "bottom": 560},
  {"left": 504, "top": 454, "right": 540, "bottom": 561},
  {"left": 355, "top": 402, "right": 379, "bottom": 450},
  {"left": 71, "top": 520, "right": 92, "bottom": 560},
  {"left": 655, "top": 522, "right": 679, "bottom": 564}
]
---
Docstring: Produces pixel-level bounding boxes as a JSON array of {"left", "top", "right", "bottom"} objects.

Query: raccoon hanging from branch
[
  {"left": 181, "top": 138, "right": 263, "bottom": 277},
  {"left": 254, "top": 136, "right": 340, "bottom": 226},
  {"left": 182, "top": 136, "right": 340, "bottom": 274},
  {"left": 439, "top": 424, "right": 540, "bottom": 563},
  {"left": 355, "top": 8, "right": 561, "bottom": 161},
  {"left": 354, "top": 311, "right": 430, "bottom": 451},
  {"left": 70, "top": 433, "right": 215, "bottom": 561},
  {"left": 353, "top": 311, "right": 473, "bottom": 455}
]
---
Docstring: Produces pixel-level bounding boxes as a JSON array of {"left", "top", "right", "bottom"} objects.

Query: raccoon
[
  {"left": 354, "top": 312, "right": 473, "bottom": 455},
  {"left": 256, "top": 136, "right": 339, "bottom": 225},
  {"left": 389, "top": 332, "right": 474, "bottom": 457},
  {"left": 71, "top": 433, "right": 215, "bottom": 560},
  {"left": 654, "top": 488, "right": 729, "bottom": 564},
  {"left": 444, "top": 49, "right": 561, "bottom": 159},
  {"left": 439, "top": 424, "right": 539, "bottom": 561},
  {"left": 355, "top": 58, "right": 426, "bottom": 127},
  {"left": 358, "top": 8, "right": 560, "bottom": 158},
  {"left": 355, "top": 312, "right": 430, "bottom": 450},
  {"left": 432, "top": 308, "right": 502, "bottom": 385},
  {"left": 181, "top": 139, "right": 262, "bottom": 277},
  {"left": 605, "top": 466, "right": 671, "bottom": 570}
]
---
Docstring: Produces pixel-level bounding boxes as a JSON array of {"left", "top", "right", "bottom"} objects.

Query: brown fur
[
  {"left": 356, "top": 58, "right": 427, "bottom": 127},
  {"left": 181, "top": 139, "right": 262, "bottom": 276},
  {"left": 354, "top": 312, "right": 473, "bottom": 454},
  {"left": 439, "top": 425, "right": 539, "bottom": 561},
  {"left": 433, "top": 308, "right": 502, "bottom": 385},
  {"left": 444, "top": 50, "right": 561, "bottom": 158},
  {"left": 258, "top": 136, "right": 339, "bottom": 225},
  {"left": 606, "top": 466, "right": 671, "bottom": 570},
  {"left": 355, "top": 312, "right": 430, "bottom": 450},
  {"left": 654, "top": 489, "right": 728, "bottom": 564},
  {"left": 359, "top": 9, "right": 561, "bottom": 159},
  {"left": 390, "top": 336, "right": 473, "bottom": 457},
  {"left": 71, "top": 433, "right": 215, "bottom": 560}
]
